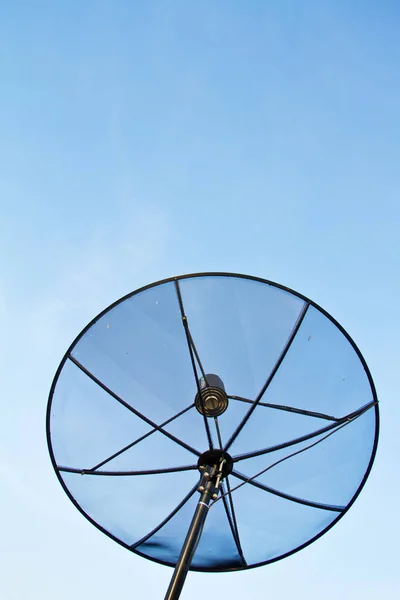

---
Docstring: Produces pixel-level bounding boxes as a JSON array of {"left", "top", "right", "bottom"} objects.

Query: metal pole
[{"left": 163, "top": 488, "right": 212, "bottom": 600}]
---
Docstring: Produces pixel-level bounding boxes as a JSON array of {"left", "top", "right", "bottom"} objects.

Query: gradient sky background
[{"left": 1, "top": 1, "right": 399, "bottom": 598}]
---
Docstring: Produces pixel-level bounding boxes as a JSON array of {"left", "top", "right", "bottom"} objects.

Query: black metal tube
[{"left": 164, "top": 489, "right": 212, "bottom": 600}]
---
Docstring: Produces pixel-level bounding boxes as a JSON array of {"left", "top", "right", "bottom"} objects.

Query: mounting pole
[
  {"left": 163, "top": 483, "right": 213, "bottom": 600},
  {"left": 164, "top": 451, "right": 232, "bottom": 600}
]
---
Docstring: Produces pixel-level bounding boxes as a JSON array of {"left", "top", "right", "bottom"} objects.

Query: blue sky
[{"left": 1, "top": 1, "right": 399, "bottom": 598}]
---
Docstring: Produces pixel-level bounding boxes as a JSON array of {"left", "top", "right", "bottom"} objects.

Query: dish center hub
[{"left": 197, "top": 449, "right": 233, "bottom": 476}]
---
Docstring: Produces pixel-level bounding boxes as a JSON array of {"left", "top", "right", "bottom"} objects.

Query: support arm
[{"left": 164, "top": 453, "right": 230, "bottom": 600}]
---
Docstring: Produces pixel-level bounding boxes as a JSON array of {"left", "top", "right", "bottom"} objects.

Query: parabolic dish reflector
[{"left": 47, "top": 273, "right": 379, "bottom": 571}]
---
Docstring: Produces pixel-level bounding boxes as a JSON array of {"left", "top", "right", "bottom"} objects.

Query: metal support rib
[
  {"left": 58, "top": 464, "right": 197, "bottom": 476},
  {"left": 186, "top": 327, "right": 208, "bottom": 381},
  {"left": 213, "top": 417, "right": 246, "bottom": 564},
  {"left": 231, "top": 470, "right": 344, "bottom": 512},
  {"left": 224, "top": 302, "right": 310, "bottom": 451},
  {"left": 174, "top": 279, "right": 214, "bottom": 449},
  {"left": 131, "top": 484, "right": 199, "bottom": 550},
  {"left": 90, "top": 403, "right": 195, "bottom": 472},
  {"left": 232, "top": 400, "right": 376, "bottom": 462},
  {"left": 68, "top": 355, "right": 201, "bottom": 457},
  {"left": 228, "top": 396, "right": 341, "bottom": 422},
  {"left": 220, "top": 478, "right": 247, "bottom": 565}
]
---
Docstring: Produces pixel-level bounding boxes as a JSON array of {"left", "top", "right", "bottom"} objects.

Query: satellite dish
[{"left": 47, "top": 273, "right": 379, "bottom": 599}]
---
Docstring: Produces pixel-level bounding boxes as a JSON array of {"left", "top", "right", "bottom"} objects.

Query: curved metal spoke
[
  {"left": 214, "top": 417, "right": 223, "bottom": 449},
  {"left": 186, "top": 327, "right": 207, "bottom": 381},
  {"left": 131, "top": 483, "right": 199, "bottom": 549},
  {"left": 68, "top": 354, "right": 201, "bottom": 456},
  {"left": 220, "top": 478, "right": 247, "bottom": 565},
  {"left": 224, "top": 302, "right": 310, "bottom": 451},
  {"left": 228, "top": 396, "right": 340, "bottom": 422},
  {"left": 214, "top": 407, "right": 377, "bottom": 509},
  {"left": 209, "top": 417, "right": 246, "bottom": 564},
  {"left": 57, "top": 464, "right": 197, "bottom": 476},
  {"left": 90, "top": 403, "right": 196, "bottom": 472},
  {"left": 233, "top": 400, "right": 376, "bottom": 463},
  {"left": 231, "top": 470, "right": 344, "bottom": 512},
  {"left": 174, "top": 279, "right": 214, "bottom": 450},
  {"left": 68, "top": 355, "right": 201, "bottom": 457}
]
